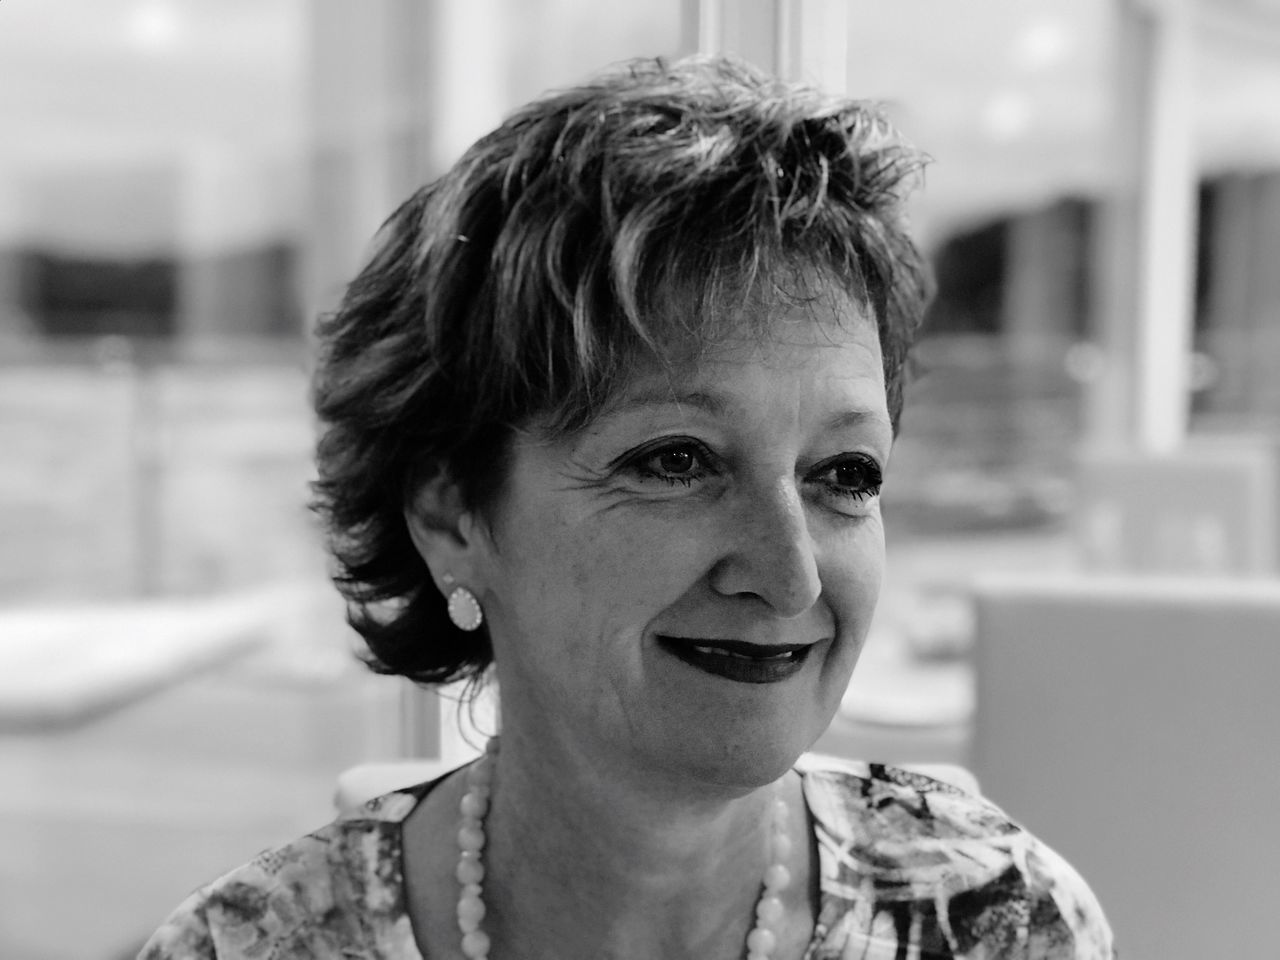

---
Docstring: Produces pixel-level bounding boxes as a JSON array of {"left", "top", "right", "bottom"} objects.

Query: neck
[{"left": 481, "top": 730, "right": 805, "bottom": 960}]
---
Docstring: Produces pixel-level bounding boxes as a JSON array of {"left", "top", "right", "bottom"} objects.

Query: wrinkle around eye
[
  {"left": 546, "top": 454, "right": 623, "bottom": 493},
  {"left": 548, "top": 449, "right": 702, "bottom": 502}
]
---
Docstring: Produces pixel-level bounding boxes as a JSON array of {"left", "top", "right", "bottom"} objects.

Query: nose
[{"left": 707, "top": 479, "right": 822, "bottom": 618}]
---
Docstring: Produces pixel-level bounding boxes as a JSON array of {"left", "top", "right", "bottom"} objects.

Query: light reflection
[
  {"left": 980, "top": 89, "right": 1032, "bottom": 141},
  {"left": 1012, "top": 16, "right": 1073, "bottom": 71},
  {"left": 128, "top": 0, "right": 182, "bottom": 53}
]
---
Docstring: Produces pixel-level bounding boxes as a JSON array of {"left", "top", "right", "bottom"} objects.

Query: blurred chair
[
  {"left": 972, "top": 573, "right": 1280, "bottom": 960},
  {"left": 335, "top": 757, "right": 458, "bottom": 813},
  {"left": 331, "top": 680, "right": 486, "bottom": 812},
  {"left": 811, "top": 713, "right": 971, "bottom": 768},
  {"left": 1076, "top": 436, "right": 1280, "bottom": 575}
]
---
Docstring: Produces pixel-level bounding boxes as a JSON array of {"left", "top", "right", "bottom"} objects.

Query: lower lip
[{"left": 657, "top": 638, "right": 811, "bottom": 684}]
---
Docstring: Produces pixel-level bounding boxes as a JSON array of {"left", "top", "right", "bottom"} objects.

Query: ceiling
[{"left": 1, "top": 0, "right": 1277, "bottom": 252}]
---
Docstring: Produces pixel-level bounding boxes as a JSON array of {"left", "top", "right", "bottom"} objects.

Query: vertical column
[
  {"left": 0, "top": 255, "right": 18, "bottom": 339},
  {"left": 1132, "top": 0, "right": 1196, "bottom": 453},
  {"left": 1086, "top": 0, "right": 1197, "bottom": 453},
  {"left": 777, "top": 0, "right": 848, "bottom": 90},
  {"left": 1003, "top": 203, "right": 1084, "bottom": 365},
  {"left": 713, "top": 1, "right": 779, "bottom": 71},
  {"left": 305, "top": 0, "right": 406, "bottom": 321},
  {"left": 1003, "top": 203, "right": 1085, "bottom": 470},
  {"left": 305, "top": 0, "right": 507, "bottom": 322},
  {"left": 1202, "top": 174, "right": 1259, "bottom": 417},
  {"left": 425, "top": 0, "right": 508, "bottom": 175},
  {"left": 0, "top": 172, "right": 23, "bottom": 341},
  {"left": 1085, "top": 5, "right": 1143, "bottom": 450},
  {"left": 688, "top": 0, "right": 718, "bottom": 55},
  {"left": 176, "top": 144, "right": 293, "bottom": 342},
  {"left": 1248, "top": 174, "right": 1280, "bottom": 421},
  {"left": 691, "top": 0, "right": 846, "bottom": 89}
]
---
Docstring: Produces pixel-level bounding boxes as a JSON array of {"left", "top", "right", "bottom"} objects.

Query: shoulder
[
  {"left": 137, "top": 790, "right": 423, "bottom": 960},
  {"left": 798, "top": 754, "right": 1115, "bottom": 959}
]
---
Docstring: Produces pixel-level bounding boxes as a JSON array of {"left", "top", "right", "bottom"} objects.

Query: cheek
[
  {"left": 825, "top": 518, "right": 885, "bottom": 630},
  {"left": 491, "top": 503, "right": 706, "bottom": 643},
  {"left": 561, "top": 519, "right": 710, "bottom": 626}
]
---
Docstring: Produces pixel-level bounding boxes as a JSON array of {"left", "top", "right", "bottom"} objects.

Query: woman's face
[{"left": 472, "top": 288, "right": 891, "bottom": 790}]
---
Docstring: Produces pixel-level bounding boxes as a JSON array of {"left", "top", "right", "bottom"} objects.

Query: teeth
[{"left": 691, "top": 644, "right": 796, "bottom": 661}]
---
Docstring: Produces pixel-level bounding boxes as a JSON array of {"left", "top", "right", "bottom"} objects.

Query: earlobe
[{"left": 403, "top": 470, "right": 482, "bottom": 584}]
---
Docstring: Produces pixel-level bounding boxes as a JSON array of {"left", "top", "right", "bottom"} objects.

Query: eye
[
  {"left": 625, "top": 439, "right": 714, "bottom": 487},
  {"left": 654, "top": 448, "right": 697, "bottom": 476},
  {"left": 809, "top": 453, "right": 883, "bottom": 503}
]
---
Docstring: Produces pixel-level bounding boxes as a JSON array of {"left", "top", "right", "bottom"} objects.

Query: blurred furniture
[
  {"left": 809, "top": 609, "right": 975, "bottom": 767},
  {"left": 811, "top": 712, "right": 971, "bottom": 768},
  {"left": 335, "top": 758, "right": 457, "bottom": 813},
  {"left": 1076, "top": 436, "right": 1280, "bottom": 575},
  {"left": 0, "top": 588, "right": 288, "bottom": 733},
  {"left": 972, "top": 573, "right": 1280, "bottom": 960},
  {"left": 334, "top": 754, "right": 980, "bottom": 816}
]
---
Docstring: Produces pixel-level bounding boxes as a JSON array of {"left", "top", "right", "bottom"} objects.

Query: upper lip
[{"left": 657, "top": 637, "right": 814, "bottom": 656}]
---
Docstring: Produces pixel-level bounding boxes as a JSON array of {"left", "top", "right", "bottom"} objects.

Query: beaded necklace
[{"left": 453, "top": 739, "right": 793, "bottom": 959}]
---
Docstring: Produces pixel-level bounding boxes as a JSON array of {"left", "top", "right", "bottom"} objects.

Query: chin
[{"left": 652, "top": 721, "right": 824, "bottom": 797}]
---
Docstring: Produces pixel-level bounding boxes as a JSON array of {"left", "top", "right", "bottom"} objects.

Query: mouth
[{"left": 656, "top": 636, "right": 814, "bottom": 684}]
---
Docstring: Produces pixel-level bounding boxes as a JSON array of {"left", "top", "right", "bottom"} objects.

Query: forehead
[
  {"left": 632, "top": 281, "right": 882, "bottom": 387},
  {"left": 526, "top": 269, "right": 886, "bottom": 438},
  {"left": 657, "top": 264, "right": 872, "bottom": 345},
  {"left": 591, "top": 286, "right": 889, "bottom": 436}
]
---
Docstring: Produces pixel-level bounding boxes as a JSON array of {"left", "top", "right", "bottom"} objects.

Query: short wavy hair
[{"left": 311, "top": 55, "right": 932, "bottom": 686}]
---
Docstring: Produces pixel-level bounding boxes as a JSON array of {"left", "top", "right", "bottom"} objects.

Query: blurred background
[{"left": 2, "top": 1, "right": 1278, "bottom": 957}]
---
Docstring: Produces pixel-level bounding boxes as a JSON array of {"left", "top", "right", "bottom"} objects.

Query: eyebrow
[
  {"left": 605, "top": 388, "right": 728, "bottom": 417},
  {"left": 601, "top": 387, "right": 893, "bottom": 435},
  {"left": 825, "top": 409, "right": 894, "bottom": 434}
]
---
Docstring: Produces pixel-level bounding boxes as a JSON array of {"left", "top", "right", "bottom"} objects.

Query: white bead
[
  {"left": 458, "top": 892, "right": 486, "bottom": 931},
  {"left": 461, "top": 791, "right": 488, "bottom": 818},
  {"left": 763, "top": 863, "right": 791, "bottom": 892},
  {"left": 746, "top": 926, "right": 777, "bottom": 954},
  {"left": 456, "top": 745, "right": 500, "bottom": 957},
  {"left": 461, "top": 929, "right": 490, "bottom": 958},
  {"left": 770, "top": 832, "right": 792, "bottom": 862},
  {"left": 756, "top": 894, "right": 785, "bottom": 925},
  {"left": 772, "top": 798, "right": 789, "bottom": 825},
  {"left": 456, "top": 853, "right": 484, "bottom": 885},
  {"left": 458, "top": 823, "right": 485, "bottom": 852}
]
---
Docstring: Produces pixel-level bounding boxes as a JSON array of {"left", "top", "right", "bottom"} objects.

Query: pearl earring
[{"left": 443, "top": 575, "right": 483, "bottom": 631}]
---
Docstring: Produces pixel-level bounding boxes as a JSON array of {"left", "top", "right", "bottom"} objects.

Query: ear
[{"left": 403, "top": 469, "right": 488, "bottom": 592}]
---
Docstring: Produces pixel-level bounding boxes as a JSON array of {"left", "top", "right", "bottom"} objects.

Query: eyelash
[
  {"left": 809, "top": 453, "right": 883, "bottom": 503},
  {"left": 622, "top": 440, "right": 883, "bottom": 503},
  {"left": 628, "top": 439, "right": 716, "bottom": 487}
]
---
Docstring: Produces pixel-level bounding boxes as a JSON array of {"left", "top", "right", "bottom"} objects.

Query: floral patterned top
[{"left": 139, "top": 754, "right": 1115, "bottom": 959}]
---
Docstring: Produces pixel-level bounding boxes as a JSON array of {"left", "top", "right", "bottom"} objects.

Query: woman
[{"left": 141, "top": 56, "right": 1114, "bottom": 959}]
